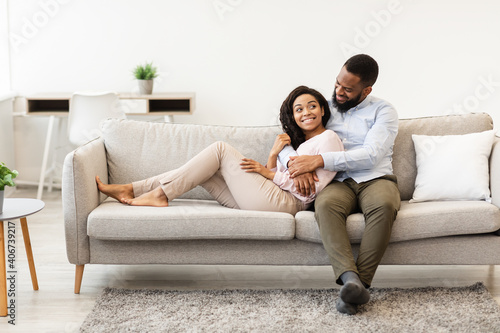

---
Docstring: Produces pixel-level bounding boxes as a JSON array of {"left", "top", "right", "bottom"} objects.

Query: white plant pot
[
  {"left": 138, "top": 80, "right": 154, "bottom": 95},
  {"left": 0, "top": 190, "right": 4, "bottom": 214}
]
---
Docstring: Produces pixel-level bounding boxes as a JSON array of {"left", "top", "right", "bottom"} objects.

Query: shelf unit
[
  {"left": 25, "top": 94, "right": 71, "bottom": 116},
  {"left": 118, "top": 92, "right": 195, "bottom": 116},
  {"left": 25, "top": 92, "right": 195, "bottom": 116}
]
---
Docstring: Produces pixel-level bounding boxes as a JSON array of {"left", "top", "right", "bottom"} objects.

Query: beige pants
[{"left": 133, "top": 141, "right": 304, "bottom": 215}]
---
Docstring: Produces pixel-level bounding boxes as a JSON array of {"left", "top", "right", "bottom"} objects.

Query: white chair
[
  {"left": 67, "top": 91, "right": 124, "bottom": 147},
  {"left": 37, "top": 91, "right": 124, "bottom": 200}
]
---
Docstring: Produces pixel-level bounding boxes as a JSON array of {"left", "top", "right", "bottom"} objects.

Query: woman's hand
[
  {"left": 288, "top": 155, "right": 323, "bottom": 196},
  {"left": 292, "top": 172, "right": 319, "bottom": 196},
  {"left": 267, "top": 133, "right": 291, "bottom": 170},
  {"left": 240, "top": 158, "right": 275, "bottom": 180},
  {"left": 270, "top": 133, "right": 292, "bottom": 157}
]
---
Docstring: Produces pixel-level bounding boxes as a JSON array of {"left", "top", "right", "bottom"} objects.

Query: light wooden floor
[{"left": 1, "top": 187, "right": 499, "bottom": 332}]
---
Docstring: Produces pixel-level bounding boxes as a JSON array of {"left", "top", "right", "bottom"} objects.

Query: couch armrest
[
  {"left": 490, "top": 136, "right": 500, "bottom": 209},
  {"left": 492, "top": 135, "right": 500, "bottom": 236},
  {"left": 62, "top": 138, "right": 108, "bottom": 265}
]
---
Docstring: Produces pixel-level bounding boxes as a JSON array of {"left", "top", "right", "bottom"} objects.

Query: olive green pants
[{"left": 314, "top": 175, "right": 401, "bottom": 287}]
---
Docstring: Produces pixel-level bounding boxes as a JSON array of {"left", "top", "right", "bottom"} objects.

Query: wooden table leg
[
  {"left": 20, "top": 217, "right": 38, "bottom": 291},
  {"left": 0, "top": 221, "right": 7, "bottom": 316}
]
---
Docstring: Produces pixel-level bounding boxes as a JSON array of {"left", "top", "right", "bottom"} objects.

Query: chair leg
[{"left": 74, "top": 265, "right": 85, "bottom": 294}]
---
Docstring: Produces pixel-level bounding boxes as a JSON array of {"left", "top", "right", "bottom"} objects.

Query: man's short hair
[{"left": 344, "top": 54, "right": 379, "bottom": 87}]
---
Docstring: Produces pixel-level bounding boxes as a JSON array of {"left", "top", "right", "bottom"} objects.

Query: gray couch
[{"left": 62, "top": 113, "right": 500, "bottom": 294}]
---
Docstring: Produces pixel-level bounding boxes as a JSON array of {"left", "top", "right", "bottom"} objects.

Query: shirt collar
[{"left": 353, "top": 94, "right": 372, "bottom": 111}]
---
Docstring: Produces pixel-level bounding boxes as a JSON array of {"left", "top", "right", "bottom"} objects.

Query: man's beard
[{"left": 332, "top": 90, "right": 362, "bottom": 113}]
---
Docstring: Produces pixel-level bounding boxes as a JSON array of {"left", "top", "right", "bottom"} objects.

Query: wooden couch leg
[{"left": 75, "top": 265, "right": 85, "bottom": 294}]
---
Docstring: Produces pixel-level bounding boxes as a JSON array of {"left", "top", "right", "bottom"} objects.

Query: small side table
[{"left": 0, "top": 198, "right": 44, "bottom": 317}]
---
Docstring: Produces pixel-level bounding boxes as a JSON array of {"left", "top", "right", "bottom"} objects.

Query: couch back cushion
[
  {"left": 102, "top": 113, "right": 494, "bottom": 202},
  {"left": 393, "top": 113, "right": 493, "bottom": 200},
  {"left": 102, "top": 119, "right": 282, "bottom": 200}
]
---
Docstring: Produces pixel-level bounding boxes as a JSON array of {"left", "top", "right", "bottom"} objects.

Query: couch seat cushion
[
  {"left": 88, "top": 199, "right": 295, "bottom": 241},
  {"left": 295, "top": 200, "right": 500, "bottom": 244}
]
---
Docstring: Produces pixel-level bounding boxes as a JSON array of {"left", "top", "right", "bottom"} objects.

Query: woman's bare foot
[
  {"left": 96, "top": 176, "right": 134, "bottom": 202},
  {"left": 122, "top": 186, "right": 169, "bottom": 207}
]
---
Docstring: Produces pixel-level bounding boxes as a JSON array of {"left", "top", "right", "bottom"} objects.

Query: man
[{"left": 279, "top": 54, "right": 400, "bottom": 315}]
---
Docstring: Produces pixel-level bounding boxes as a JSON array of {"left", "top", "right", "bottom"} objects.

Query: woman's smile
[{"left": 293, "top": 94, "right": 326, "bottom": 139}]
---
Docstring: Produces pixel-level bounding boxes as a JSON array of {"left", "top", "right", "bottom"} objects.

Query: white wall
[
  {"left": 0, "top": 0, "right": 16, "bottom": 196},
  {"left": 0, "top": 0, "right": 10, "bottom": 92},
  {"left": 0, "top": 96, "right": 17, "bottom": 197},
  {"left": 6, "top": 0, "right": 500, "bottom": 182}
]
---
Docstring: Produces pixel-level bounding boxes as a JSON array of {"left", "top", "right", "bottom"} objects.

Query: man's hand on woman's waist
[
  {"left": 288, "top": 155, "right": 324, "bottom": 177},
  {"left": 288, "top": 155, "right": 324, "bottom": 196}
]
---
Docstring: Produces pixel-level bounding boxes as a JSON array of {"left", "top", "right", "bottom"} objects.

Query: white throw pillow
[{"left": 411, "top": 130, "right": 495, "bottom": 203}]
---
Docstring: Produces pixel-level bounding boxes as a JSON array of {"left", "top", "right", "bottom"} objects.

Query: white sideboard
[{"left": 24, "top": 92, "right": 195, "bottom": 116}]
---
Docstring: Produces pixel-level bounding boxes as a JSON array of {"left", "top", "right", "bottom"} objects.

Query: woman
[{"left": 96, "top": 86, "right": 343, "bottom": 215}]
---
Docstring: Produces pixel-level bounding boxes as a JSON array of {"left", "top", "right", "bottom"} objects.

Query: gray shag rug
[{"left": 80, "top": 282, "right": 500, "bottom": 332}]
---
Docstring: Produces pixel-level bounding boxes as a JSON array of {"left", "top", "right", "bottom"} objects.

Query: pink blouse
[{"left": 272, "top": 130, "right": 344, "bottom": 207}]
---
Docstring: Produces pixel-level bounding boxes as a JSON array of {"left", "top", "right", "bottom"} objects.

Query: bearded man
[{"left": 279, "top": 54, "right": 401, "bottom": 315}]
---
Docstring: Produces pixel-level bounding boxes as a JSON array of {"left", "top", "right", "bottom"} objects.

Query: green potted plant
[
  {"left": 132, "top": 62, "right": 159, "bottom": 95},
  {"left": 0, "top": 162, "right": 18, "bottom": 214}
]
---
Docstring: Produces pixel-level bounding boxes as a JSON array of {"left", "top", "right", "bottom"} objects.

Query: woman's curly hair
[{"left": 279, "top": 85, "right": 331, "bottom": 150}]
